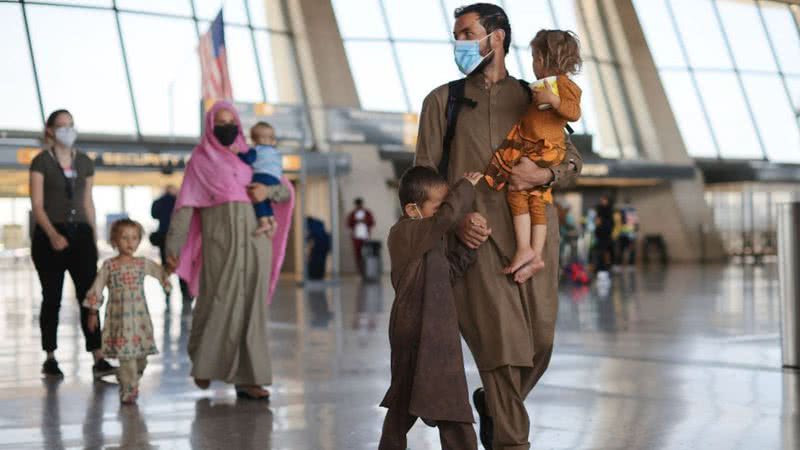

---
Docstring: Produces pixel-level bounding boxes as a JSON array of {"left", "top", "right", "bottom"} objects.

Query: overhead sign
[{"left": 326, "top": 108, "right": 418, "bottom": 148}]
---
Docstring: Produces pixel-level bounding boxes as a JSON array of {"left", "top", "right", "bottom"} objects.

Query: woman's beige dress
[{"left": 166, "top": 202, "right": 272, "bottom": 386}]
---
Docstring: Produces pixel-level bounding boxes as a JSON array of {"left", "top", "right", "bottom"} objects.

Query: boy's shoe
[
  {"left": 42, "top": 359, "right": 64, "bottom": 378},
  {"left": 92, "top": 359, "right": 118, "bottom": 380},
  {"left": 473, "top": 388, "right": 493, "bottom": 450}
]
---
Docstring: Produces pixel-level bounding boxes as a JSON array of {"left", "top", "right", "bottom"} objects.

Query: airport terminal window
[
  {"left": 194, "top": 0, "right": 249, "bottom": 25},
  {"left": 761, "top": 3, "right": 800, "bottom": 74},
  {"left": 331, "top": 0, "right": 389, "bottom": 39},
  {"left": 115, "top": 0, "right": 194, "bottom": 17},
  {"left": 635, "top": 0, "right": 800, "bottom": 163},
  {"left": 254, "top": 31, "right": 287, "bottom": 104},
  {"left": 343, "top": 41, "right": 407, "bottom": 112},
  {"left": 742, "top": 73, "right": 800, "bottom": 163},
  {"left": 332, "top": 0, "right": 630, "bottom": 159},
  {"left": 225, "top": 25, "right": 266, "bottom": 103},
  {"left": 383, "top": 0, "right": 450, "bottom": 41},
  {"left": 394, "top": 42, "right": 461, "bottom": 114},
  {"left": 657, "top": 70, "right": 718, "bottom": 159},
  {"left": 668, "top": 0, "right": 733, "bottom": 70},
  {"left": 120, "top": 14, "right": 201, "bottom": 137},
  {"left": 717, "top": 0, "right": 777, "bottom": 72},
  {"left": 0, "top": 4, "right": 43, "bottom": 132},
  {"left": 0, "top": 0, "right": 301, "bottom": 139},
  {"left": 503, "top": 0, "right": 556, "bottom": 46},
  {"left": 695, "top": 71, "right": 762, "bottom": 160},
  {"left": 26, "top": 5, "right": 137, "bottom": 135},
  {"left": 33, "top": 0, "right": 111, "bottom": 6}
]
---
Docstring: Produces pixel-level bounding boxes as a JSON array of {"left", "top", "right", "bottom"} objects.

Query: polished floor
[{"left": 0, "top": 255, "right": 797, "bottom": 449}]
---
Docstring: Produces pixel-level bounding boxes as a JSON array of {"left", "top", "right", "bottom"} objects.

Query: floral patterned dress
[{"left": 83, "top": 257, "right": 162, "bottom": 359}]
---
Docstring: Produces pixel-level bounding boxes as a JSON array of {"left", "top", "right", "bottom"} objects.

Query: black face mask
[{"left": 213, "top": 124, "right": 239, "bottom": 146}]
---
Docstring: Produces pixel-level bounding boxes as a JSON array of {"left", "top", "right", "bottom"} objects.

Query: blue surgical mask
[{"left": 453, "top": 33, "right": 494, "bottom": 75}]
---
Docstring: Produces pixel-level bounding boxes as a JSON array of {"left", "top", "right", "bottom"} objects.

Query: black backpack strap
[
  {"left": 439, "top": 79, "right": 475, "bottom": 176},
  {"left": 517, "top": 78, "right": 575, "bottom": 135}
]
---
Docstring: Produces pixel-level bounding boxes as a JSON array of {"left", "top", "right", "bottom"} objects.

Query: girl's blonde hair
[
  {"left": 109, "top": 218, "right": 144, "bottom": 248},
  {"left": 530, "top": 29, "right": 582, "bottom": 75}
]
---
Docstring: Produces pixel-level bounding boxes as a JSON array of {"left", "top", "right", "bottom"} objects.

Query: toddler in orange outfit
[{"left": 485, "top": 29, "right": 583, "bottom": 274}]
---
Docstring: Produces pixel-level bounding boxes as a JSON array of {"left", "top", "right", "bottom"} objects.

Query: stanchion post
[{"left": 777, "top": 201, "right": 800, "bottom": 369}]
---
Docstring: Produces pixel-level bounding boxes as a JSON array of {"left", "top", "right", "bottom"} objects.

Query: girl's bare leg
[{"left": 504, "top": 213, "right": 536, "bottom": 274}]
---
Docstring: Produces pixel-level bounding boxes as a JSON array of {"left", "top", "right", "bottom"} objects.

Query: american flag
[{"left": 198, "top": 10, "right": 233, "bottom": 101}]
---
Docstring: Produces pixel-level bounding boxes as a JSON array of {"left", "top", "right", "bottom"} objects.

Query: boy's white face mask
[{"left": 412, "top": 204, "right": 423, "bottom": 219}]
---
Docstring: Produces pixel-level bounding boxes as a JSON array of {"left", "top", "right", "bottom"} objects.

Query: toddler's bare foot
[
  {"left": 504, "top": 247, "right": 536, "bottom": 274},
  {"left": 513, "top": 255, "right": 545, "bottom": 283},
  {"left": 253, "top": 217, "right": 272, "bottom": 237}
]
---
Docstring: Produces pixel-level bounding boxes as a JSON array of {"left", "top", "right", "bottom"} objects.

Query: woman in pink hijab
[{"left": 165, "top": 101, "right": 286, "bottom": 400}]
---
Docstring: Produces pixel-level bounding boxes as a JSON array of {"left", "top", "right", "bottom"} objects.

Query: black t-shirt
[{"left": 30, "top": 149, "right": 95, "bottom": 224}]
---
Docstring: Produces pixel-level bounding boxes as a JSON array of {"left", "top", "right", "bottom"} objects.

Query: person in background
[
  {"left": 594, "top": 195, "right": 615, "bottom": 281},
  {"left": 151, "top": 185, "right": 191, "bottom": 303},
  {"left": 29, "top": 109, "right": 117, "bottom": 379},
  {"left": 306, "top": 217, "right": 331, "bottom": 280},
  {"left": 617, "top": 198, "right": 638, "bottom": 270},
  {"left": 347, "top": 198, "right": 374, "bottom": 276}
]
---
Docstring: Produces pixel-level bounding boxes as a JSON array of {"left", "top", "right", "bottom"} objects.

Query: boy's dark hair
[
  {"left": 354, "top": 197, "right": 364, "bottom": 207},
  {"left": 109, "top": 218, "right": 144, "bottom": 247},
  {"left": 250, "top": 121, "right": 274, "bottom": 140},
  {"left": 454, "top": 3, "right": 512, "bottom": 54},
  {"left": 530, "top": 29, "right": 582, "bottom": 75},
  {"left": 399, "top": 166, "right": 448, "bottom": 207}
]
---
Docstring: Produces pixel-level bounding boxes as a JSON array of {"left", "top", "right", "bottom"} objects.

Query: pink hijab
[{"left": 174, "top": 101, "right": 292, "bottom": 304}]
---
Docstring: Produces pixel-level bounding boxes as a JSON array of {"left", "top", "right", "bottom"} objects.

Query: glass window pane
[
  {"left": 760, "top": 3, "right": 800, "bottom": 75},
  {"left": 224, "top": 25, "right": 264, "bottom": 102},
  {"left": 580, "top": 0, "right": 611, "bottom": 60},
  {"left": 37, "top": 0, "right": 111, "bottom": 6},
  {"left": 599, "top": 64, "right": 637, "bottom": 158},
  {"left": 716, "top": 0, "right": 776, "bottom": 72},
  {"left": 254, "top": 31, "right": 297, "bottom": 104},
  {"left": 633, "top": 0, "right": 686, "bottom": 68},
  {"left": 788, "top": 76, "right": 800, "bottom": 112},
  {"left": 383, "top": 0, "right": 449, "bottom": 41},
  {"left": 194, "top": 0, "right": 248, "bottom": 25},
  {"left": 395, "top": 43, "right": 461, "bottom": 113},
  {"left": 116, "top": 0, "right": 193, "bottom": 16},
  {"left": 513, "top": 47, "right": 535, "bottom": 82},
  {"left": 741, "top": 73, "right": 800, "bottom": 163},
  {"left": 551, "top": 0, "right": 579, "bottom": 31},
  {"left": 120, "top": 14, "right": 200, "bottom": 137},
  {"left": 502, "top": 0, "right": 555, "bottom": 47},
  {"left": 669, "top": 0, "right": 733, "bottom": 69},
  {"left": 247, "top": 0, "right": 276, "bottom": 30},
  {"left": 695, "top": 71, "right": 762, "bottom": 159},
  {"left": 658, "top": 70, "right": 717, "bottom": 158},
  {"left": 582, "top": 61, "right": 619, "bottom": 158},
  {"left": 27, "top": 6, "right": 136, "bottom": 134},
  {"left": 343, "top": 41, "right": 406, "bottom": 111},
  {"left": 0, "top": 4, "right": 42, "bottom": 132},
  {"left": 331, "top": 0, "right": 388, "bottom": 39}
]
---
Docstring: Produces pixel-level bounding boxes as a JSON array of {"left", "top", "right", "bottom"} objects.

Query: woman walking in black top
[{"left": 29, "top": 109, "right": 116, "bottom": 379}]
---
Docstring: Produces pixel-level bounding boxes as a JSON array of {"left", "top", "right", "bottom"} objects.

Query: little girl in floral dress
[{"left": 85, "top": 218, "right": 169, "bottom": 404}]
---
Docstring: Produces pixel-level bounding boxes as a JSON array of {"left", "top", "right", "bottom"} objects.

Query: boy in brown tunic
[{"left": 379, "top": 167, "right": 484, "bottom": 450}]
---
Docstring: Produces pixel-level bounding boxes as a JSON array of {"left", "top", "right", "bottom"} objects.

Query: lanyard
[{"left": 49, "top": 148, "right": 77, "bottom": 201}]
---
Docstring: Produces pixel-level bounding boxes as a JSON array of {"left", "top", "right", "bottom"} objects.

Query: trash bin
[
  {"left": 777, "top": 202, "right": 800, "bottom": 369},
  {"left": 361, "top": 240, "right": 383, "bottom": 283}
]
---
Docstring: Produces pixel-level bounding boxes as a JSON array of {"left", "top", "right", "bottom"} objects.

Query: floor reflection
[
  {"left": 0, "top": 261, "right": 797, "bottom": 449},
  {"left": 190, "top": 398, "right": 273, "bottom": 449}
]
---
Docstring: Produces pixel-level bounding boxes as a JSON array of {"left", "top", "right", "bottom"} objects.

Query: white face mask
[
  {"left": 412, "top": 204, "right": 423, "bottom": 219},
  {"left": 54, "top": 126, "right": 77, "bottom": 148}
]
